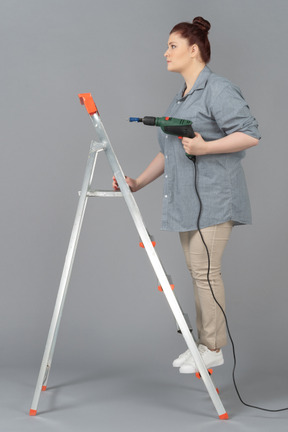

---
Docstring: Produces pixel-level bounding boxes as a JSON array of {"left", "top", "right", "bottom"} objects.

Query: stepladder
[{"left": 29, "top": 93, "right": 229, "bottom": 420}]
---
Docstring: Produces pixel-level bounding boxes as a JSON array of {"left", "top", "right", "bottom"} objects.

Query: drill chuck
[{"left": 129, "top": 117, "right": 156, "bottom": 126}]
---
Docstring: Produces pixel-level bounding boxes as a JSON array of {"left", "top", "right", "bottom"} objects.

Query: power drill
[{"left": 129, "top": 116, "right": 196, "bottom": 162}]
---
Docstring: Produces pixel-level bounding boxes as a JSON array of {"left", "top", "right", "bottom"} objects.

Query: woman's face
[{"left": 164, "top": 32, "right": 193, "bottom": 74}]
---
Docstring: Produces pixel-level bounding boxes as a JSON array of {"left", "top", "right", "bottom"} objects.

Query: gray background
[{"left": 1, "top": 0, "right": 288, "bottom": 430}]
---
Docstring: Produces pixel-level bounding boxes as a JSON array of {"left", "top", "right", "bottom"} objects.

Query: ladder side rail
[
  {"left": 43, "top": 144, "right": 104, "bottom": 390},
  {"left": 30, "top": 142, "right": 101, "bottom": 415},
  {"left": 44, "top": 143, "right": 105, "bottom": 384},
  {"left": 89, "top": 113, "right": 227, "bottom": 418}
]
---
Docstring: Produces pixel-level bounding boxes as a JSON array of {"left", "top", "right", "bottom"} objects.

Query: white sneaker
[
  {"left": 172, "top": 349, "right": 192, "bottom": 367},
  {"left": 179, "top": 344, "right": 224, "bottom": 374}
]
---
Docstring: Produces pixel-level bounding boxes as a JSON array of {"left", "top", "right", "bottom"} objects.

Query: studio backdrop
[{"left": 1, "top": 0, "right": 287, "bottom": 377}]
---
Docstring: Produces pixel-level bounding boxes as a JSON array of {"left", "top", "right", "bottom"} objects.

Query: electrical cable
[{"left": 193, "top": 159, "right": 288, "bottom": 413}]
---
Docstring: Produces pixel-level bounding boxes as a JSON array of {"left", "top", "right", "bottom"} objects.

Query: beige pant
[{"left": 179, "top": 221, "right": 233, "bottom": 350}]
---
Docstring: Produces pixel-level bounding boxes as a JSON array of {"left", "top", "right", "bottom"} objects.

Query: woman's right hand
[
  {"left": 112, "top": 176, "right": 139, "bottom": 192},
  {"left": 112, "top": 152, "right": 165, "bottom": 194}
]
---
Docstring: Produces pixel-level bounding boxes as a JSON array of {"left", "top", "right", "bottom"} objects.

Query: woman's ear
[{"left": 190, "top": 44, "right": 199, "bottom": 57}]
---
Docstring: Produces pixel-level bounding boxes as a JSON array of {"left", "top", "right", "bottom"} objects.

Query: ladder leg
[
  {"left": 38, "top": 299, "right": 65, "bottom": 392},
  {"left": 141, "top": 241, "right": 228, "bottom": 419},
  {"left": 30, "top": 143, "right": 101, "bottom": 415}
]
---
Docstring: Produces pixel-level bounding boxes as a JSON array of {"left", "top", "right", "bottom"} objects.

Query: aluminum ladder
[{"left": 29, "top": 93, "right": 228, "bottom": 420}]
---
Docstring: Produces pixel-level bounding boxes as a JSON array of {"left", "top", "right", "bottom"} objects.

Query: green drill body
[{"left": 129, "top": 116, "right": 196, "bottom": 161}]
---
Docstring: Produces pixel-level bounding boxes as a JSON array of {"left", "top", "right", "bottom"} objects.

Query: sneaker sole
[{"left": 179, "top": 358, "right": 224, "bottom": 374}]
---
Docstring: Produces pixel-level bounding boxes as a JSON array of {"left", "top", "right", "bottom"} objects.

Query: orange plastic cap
[
  {"left": 29, "top": 409, "right": 37, "bottom": 416},
  {"left": 196, "top": 369, "right": 213, "bottom": 379},
  {"left": 158, "top": 284, "right": 175, "bottom": 292},
  {"left": 139, "top": 241, "right": 156, "bottom": 248},
  {"left": 219, "top": 413, "right": 229, "bottom": 420},
  {"left": 78, "top": 93, "right": 98, "bottom": 115}
]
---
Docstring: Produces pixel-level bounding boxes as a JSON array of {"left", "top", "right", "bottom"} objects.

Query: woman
[{"left": 113, "top": 17, "right": 260, "bottom": 373}]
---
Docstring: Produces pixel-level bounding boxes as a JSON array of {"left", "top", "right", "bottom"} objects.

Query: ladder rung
[{"left": 79, "top": 190, "right": 123, "bottom": 197}]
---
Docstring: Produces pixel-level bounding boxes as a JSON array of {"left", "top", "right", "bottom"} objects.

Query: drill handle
[
  {"left": 162, "top": 124, "right": 196, "bottom": 162},
  {"left": 162, "top": 124, "right": 195, "bottom": 139}
]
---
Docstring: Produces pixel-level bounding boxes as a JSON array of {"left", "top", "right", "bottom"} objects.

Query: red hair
[{"left": 170, "top": 16, "right": 211, "bottom": 63}]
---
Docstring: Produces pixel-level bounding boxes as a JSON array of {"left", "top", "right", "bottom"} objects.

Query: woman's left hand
[{"left": 181, "top": 132, "right": 207, "bottom": 156}]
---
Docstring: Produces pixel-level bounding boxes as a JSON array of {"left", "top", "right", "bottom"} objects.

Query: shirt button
[
  {"left": 165, "top": 175, "right": 168, "bottom": 178},
  {"left": 164, "top": 195, "right": 168, "bottom": 198}
]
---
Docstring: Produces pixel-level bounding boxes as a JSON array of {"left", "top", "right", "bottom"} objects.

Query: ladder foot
[
  {"left": 219, "top": 413, "right": 229, "bottom": 420},
  {"left": 42, "top": 386, "right": 47, "bottom": 391},
  {"left": 29, "top": 409, "right": 37, "bottom": 416}
]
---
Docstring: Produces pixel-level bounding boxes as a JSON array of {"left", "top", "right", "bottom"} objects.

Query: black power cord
[{"left": 193, "top": 158, "right": 288, "bottom": 413}]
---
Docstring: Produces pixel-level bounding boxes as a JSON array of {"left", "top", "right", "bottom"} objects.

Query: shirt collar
[{"left": 177, "top": 65, "right": 212, "bottom": 100}]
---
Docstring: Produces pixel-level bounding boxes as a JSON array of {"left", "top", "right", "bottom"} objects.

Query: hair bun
[{"left": 192, "top": 16, "right": 211, "bottom": 33}]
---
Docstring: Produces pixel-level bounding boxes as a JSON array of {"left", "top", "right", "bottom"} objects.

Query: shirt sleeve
[{"left": 211, "top": 84, "right": 261, "bottom": 140}]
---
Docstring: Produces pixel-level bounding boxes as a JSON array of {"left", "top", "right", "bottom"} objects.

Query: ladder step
[{"left": 80, "top": 190, "right": 123, "bottom": 197}]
